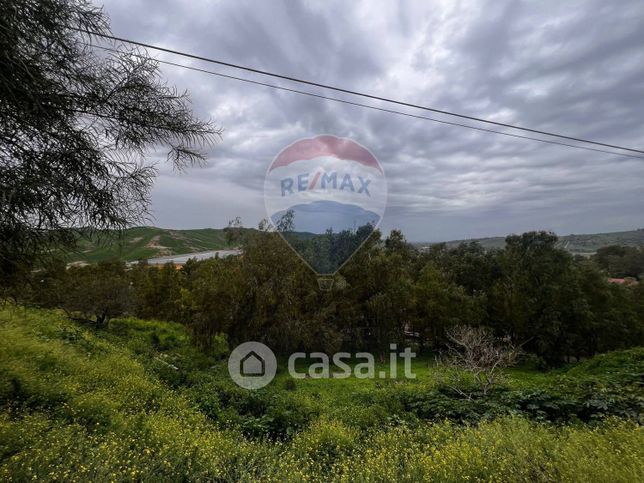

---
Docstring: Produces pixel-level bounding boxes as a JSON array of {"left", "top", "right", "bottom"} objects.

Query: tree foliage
[
  {"left": 21, "top": 225, "right": 644, "bottom": 365},
  {"left": 0, "top": 0, "right": 219, "bottom": 284},
  {"left": 593, "top": 245, "right": 644, "bottom": 279}
]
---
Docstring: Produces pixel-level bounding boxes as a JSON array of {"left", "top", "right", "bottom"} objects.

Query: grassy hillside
[
  {"left": 1, "top": 305, "right": 643, "bottom": 481},
  {"left": 559, "top": 229, "right": 644, "bottom": 253},
  {"left": 67, "top": 226, "right": 237, "bottom": 263},
  {"left": 421, "top": 228, "right": 644, "bottom": 254}
]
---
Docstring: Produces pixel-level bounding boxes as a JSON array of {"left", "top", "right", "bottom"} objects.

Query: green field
[
  {"left": 421, "top": 228, "right": 644, "bottom": 254},
  {"left": 66, "top": 227, "right": 238, "bottom": 263},
  {"left": 1, "top": 305, "right": 642, "bottom": 481}
]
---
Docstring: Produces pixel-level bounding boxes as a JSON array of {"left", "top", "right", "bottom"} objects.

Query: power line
[
  {"left": 89, "top": 44, "right": 644, "bottom": 160},
  {"left": 77, "top": 28, "right": 644, "bottom": 156}
]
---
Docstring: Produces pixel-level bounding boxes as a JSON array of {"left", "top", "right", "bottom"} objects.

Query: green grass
[{"left": 1, "top": 305, "right": 642, "bottom": 481}]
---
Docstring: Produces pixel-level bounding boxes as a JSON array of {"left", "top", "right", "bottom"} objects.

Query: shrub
[
  {"left": 439, "top": 325, "right": 520, "bottom": 397},
  {"left": 564, "top": 347, "right": 644, "bottom": 380},
  {"left": 290, "top": 418, "right": 359, "bottom": 464}
]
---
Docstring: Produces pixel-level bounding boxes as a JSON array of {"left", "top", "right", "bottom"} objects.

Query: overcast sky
[{"left": 100, "top": 0, "right": 644, "bottom": 242}]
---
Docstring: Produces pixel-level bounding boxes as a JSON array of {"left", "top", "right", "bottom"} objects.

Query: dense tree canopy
[
  {"left": 593, "top": 246, "right": 644, "bottom": 279},
  {"left": 24, "top": 226, "right": 644, "bottom": 366}
]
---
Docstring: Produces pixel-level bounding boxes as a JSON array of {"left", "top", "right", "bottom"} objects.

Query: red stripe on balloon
[
  {"left": 269, "top": 135, "right": 382, "bottom": 173},
  {"left": 308, "top": 170, "right": 321, "bottom": 190}
]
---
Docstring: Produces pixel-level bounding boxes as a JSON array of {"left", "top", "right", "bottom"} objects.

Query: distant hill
[
  {"left": 417, "top": 229, "right": 644, "bottom": 255},
  {"left": 70, "top": 226, "right": 644, "bottom": 263},
  {"left": 67, "top": 226, "right": 240, "bottom": 263}
]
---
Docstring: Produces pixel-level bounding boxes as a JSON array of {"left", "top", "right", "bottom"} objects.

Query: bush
[
  {"left": 290, "top": 418, "right": 359, "bottom": 464},
  {"left": 187, "top": 379, "right": 319, "bottom": 439},
  {"left": 400, "top": 379, "right": 644, "bottom": 424},
  {"left": 564, "top": 347, "right": 644, "bottom": 380}
]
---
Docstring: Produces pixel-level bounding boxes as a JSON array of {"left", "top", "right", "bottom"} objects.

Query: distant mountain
[
  {"left": 67, "top": 226, "right": 241, "bottom": 263},
  {"left": 271, "top": 200, "right": 380, "bottom": 234},
  {"left": 416, "top": 229, "right": 644, "bottom": 255}
]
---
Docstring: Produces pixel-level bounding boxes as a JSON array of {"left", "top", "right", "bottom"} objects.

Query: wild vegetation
[{"left": 1, "top": 305, "right": 642, "bottom": 481}]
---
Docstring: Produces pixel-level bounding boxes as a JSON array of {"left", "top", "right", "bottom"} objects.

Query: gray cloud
[{"left": 101, "top": 0, "right": 644, "bottom": 241}]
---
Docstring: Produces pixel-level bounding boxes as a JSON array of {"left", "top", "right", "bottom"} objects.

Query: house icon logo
[
  {"left": 228, "top": 342, "right": 277, "bottom": 389},
  {"left": 240, "top": 350, "right": 265, "bottom": 377}
]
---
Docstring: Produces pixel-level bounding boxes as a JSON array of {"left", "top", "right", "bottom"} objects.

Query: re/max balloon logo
[
  {"left": 264, "top": 135, "right": 387, "bottom": 279},
  {"left": 280, "top": 171, "right": 372, "bottom": 197}
]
